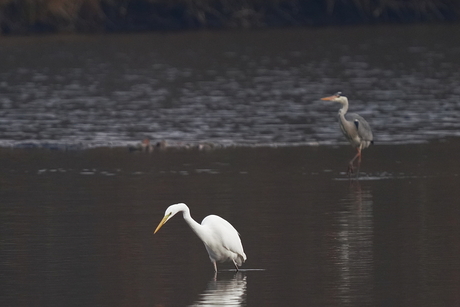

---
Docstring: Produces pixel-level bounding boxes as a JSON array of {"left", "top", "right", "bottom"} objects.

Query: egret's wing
[
  {"left": 202, "top": 215, "right": 246, "bottom": 262},
  {"left": 346, "top": 113, "right": 373, "bottom": 142}
]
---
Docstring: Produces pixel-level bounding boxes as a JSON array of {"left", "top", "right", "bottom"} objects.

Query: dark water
[
  {"left": 0, "top": 24, "right": 460, "bottom": 147},
  {"left": 1, "top": 24, "right": 460, "bottom": 307},
  {"left": 1, "top": 139, "right": 460, "bottom": 307}
]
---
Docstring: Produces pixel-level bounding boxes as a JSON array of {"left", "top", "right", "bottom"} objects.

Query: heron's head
[
  {"left": 154, "top": 203, "right": 188, "bottom": 234},
  {"left": 321, "top": 92, "right": 348, "bottom": 105}
]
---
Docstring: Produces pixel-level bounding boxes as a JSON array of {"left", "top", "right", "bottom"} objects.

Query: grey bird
[{"left": 321, "top": 92, "right": 373, "bottom": 175}]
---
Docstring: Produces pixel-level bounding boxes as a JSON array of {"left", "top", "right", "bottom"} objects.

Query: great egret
[
  {"left": 154, "top": 203, "right": 247, "bottom": 272},
  {"left": 321, "top": 92, "right": 374, "bottom": 174}
]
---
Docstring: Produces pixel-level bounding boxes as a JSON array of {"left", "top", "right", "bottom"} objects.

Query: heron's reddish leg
[
  {"left": 347, "top": 148, "right": 361, "bottom": 176},
  {"left": 349, "top": 149, "right": 360, "bottom": 165},
  {"left": 347, "top": 163, "right": 354, "bottom": 175},
  {"left": 356, "top": 148, "right": 362, "bottom": 178}
]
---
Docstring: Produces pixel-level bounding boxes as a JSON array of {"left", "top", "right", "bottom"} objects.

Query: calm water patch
[{"left": 1, "top": 141, "right": 460, "bottom": 306}]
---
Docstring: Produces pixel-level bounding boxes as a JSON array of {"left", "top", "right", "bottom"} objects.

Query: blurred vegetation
[{"left": 0, "top": 0, "right": 459, "bottom": 34}]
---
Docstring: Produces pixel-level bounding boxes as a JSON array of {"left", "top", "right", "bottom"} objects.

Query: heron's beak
[
  {"left": 321, "top": 95, "right": 335, "bottom": 101},
  {"left": 154, "top": 213, "right": 171, "bottom": 234}
]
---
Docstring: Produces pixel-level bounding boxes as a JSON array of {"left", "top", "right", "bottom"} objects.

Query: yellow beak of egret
[{"left": 154, "top": 213, "right": 171, "bottom": 234}]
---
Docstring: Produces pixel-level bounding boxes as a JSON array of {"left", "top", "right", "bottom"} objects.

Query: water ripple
[{"left": 0, "top": 25, "right": 459, "bottom": 148}]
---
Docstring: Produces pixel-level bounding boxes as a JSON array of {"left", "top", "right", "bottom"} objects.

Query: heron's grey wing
[{"left": 346, "top": 113, "right": 373, "bottom": 142}]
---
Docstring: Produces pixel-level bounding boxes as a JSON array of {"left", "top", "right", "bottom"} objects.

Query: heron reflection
[
  {"left": 190, "top": 272, "right": 247, "bottom": 307},
  {"left": 336, "top": 183, "right": 374, "bottom": 305}
]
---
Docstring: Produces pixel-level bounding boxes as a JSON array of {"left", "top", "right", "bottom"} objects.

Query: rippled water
[{"left": 0, "top": 24, "right": 460, "bottom": 148}]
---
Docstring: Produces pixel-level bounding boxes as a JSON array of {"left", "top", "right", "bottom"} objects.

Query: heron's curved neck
[
  {"left": 181, "top": 209, "right": 207, "bottom": 241},
  {"left": 338, "top": 100, "right": 349, "bottom": 115}
]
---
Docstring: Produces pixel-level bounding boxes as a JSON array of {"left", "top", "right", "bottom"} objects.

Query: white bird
[
  {"left": 154, "top": 203, "right": 247, "bottom": 272},
  {"left": 321, "top": 92, "right": 374, "bottom": 175}
]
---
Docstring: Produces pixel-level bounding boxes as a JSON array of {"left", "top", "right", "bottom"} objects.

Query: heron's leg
[
  {"left": 349, "top": 148, "right": 361, "bottom": 165},
  {"left": 356, "top": 148, "right": 362, "bottom": 178},
  {"left": 347, "top": 163, "right": 354, "bottom": 176},
  {"left": 355, "top": 161, "right": 361, "bottom": 179},
  {"left": 347, "top": 149, "right": 360, "bottom": 175},
  {"left": 213, "top": 261, "right": 218, "bottom": 273}
]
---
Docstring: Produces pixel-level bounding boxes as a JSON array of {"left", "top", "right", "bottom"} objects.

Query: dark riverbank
[{"left": 0, "top": 0, "right": 459, "bottom": 35}]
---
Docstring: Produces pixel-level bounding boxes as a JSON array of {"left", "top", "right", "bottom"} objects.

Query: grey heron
[{"left": 321, "top": 92, "right": 373, "bottom": 175}]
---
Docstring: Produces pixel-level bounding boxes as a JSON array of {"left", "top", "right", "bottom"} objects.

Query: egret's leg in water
[{"left": 233, "top": 260, "right": 239, "bottom": 272}]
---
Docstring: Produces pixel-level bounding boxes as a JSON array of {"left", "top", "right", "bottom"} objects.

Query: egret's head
[
  {"left": 321, "top": 92, "right": 348, "bottom": 104},
  {"left": 154, "top": 203, "right": 187, "bottom": 234}
]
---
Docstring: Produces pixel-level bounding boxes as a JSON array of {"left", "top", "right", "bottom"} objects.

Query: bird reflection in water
[
  {"left": 335, "top": 182, "right": 374, "bottom": 305},
  {"left": 190, "top": 272, "right": 247, "bottom": 307}
]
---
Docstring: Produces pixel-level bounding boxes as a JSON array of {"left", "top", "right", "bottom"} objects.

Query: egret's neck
[{"left": 182, "top": 209, "right": 207, "bottom": 241}]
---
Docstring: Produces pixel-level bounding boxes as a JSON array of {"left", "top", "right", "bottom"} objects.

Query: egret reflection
[{"left": 190, "top": 272, "right": 247, "bottom": 307}]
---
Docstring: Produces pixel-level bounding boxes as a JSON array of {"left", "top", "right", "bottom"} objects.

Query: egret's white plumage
[{"left": 154, "top": 203, "right": 246, "bottom": 272}]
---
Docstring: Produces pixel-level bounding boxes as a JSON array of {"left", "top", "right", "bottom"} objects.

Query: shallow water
[
  {"left": 0, "top": 24, "right": 460, "bottom": 148},
  {"left": 1, "top": 139, "right": 460, "bottom": 306}
]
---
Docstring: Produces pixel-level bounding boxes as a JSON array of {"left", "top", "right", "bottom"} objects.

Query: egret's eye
[{"left": 336, "top": 92, "right": 342, "bottom": 97}]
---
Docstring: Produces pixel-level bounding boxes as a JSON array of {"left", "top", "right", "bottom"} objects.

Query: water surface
[
  {"left": 0, "top": 24, "right": 459, "bottom": 147},
  {"left": 1, "top": 139, "right": 460, "bottom": 306},
  {"left": 1, "top": 23, "right": 460, "bottom": 307}
]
